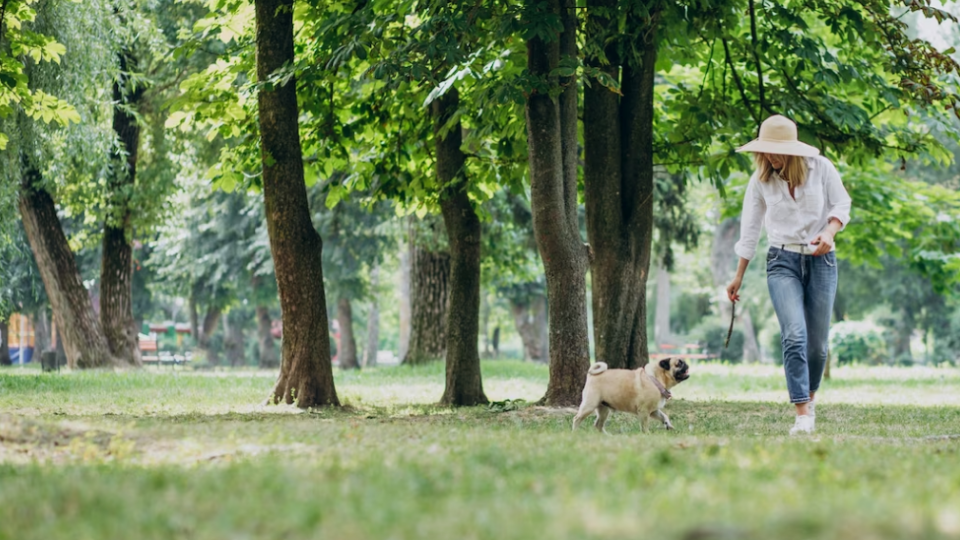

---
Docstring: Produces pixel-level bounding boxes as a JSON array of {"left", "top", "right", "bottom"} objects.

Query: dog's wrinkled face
[{"left": 658, "top": 358, "right": 691, "bottom": 383}]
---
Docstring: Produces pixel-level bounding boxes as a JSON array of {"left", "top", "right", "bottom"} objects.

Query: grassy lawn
[{"left": 2, "top": 360, "right": 960, "bottom": 540}]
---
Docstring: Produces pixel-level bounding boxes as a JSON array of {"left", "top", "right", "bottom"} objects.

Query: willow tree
[{"left": 2, "top": 0, "right": 123, "bottom": 369}]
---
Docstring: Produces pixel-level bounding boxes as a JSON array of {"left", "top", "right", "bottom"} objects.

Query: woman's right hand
[{"left": 726, "top": 278, "right": 742, "bottom": 303}]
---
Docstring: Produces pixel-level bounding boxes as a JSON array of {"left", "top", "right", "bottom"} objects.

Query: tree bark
[
  {"left": 18, "top": 175, "right": 117, "bottom": 369},
  {"left": 433, "top": 88, "right": 488, "bottom": 406},
  {"left": 256, "top": 305, "right": 279, "bottom": 368},
  {"left": 584, "top": 1, "right": 658, "bottom": 370},
  {"left": 100, "top": 51, "right": 144, "bottom": 368},
  {"left": 524, "top": 0, "right": 590, "bottom": 406},
  {"left": 363, "top": 265, "right": 380, "bottom": 368},
  {"left": 403, "top": 244, "right": 450, "bottom": 364},
  {"left": 398, "top": 240, "right": 412, "bottom": 360},
  {"left": 0, "top": 321, "right": 11, "bottom": 366},
  {"left": 257, "top": 0, "right": 339, "bottom": 407},
  {"left": 337, "top": 296, "right": 359, "bottom": 370}
]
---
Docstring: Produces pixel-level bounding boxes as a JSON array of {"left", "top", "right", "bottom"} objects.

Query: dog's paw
[{"left": 665, "top": 423, "right": 675, "bottom": 430}]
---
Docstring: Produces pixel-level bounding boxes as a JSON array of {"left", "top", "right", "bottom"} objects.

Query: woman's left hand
[{"left": 810, "top": 230, "right": 835, "bottom": 256}]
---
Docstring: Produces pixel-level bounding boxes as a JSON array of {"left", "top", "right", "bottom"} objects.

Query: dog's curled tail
[{"left": 588, "top": 362, "right": 608, "bottom": 376}]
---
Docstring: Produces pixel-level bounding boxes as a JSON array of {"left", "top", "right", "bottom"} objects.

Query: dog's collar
[{"left": 646, "top": 371, "right": 672, "bottom": 399}]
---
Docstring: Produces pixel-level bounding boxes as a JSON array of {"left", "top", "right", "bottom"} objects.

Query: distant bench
[
  {"left": 139, "top": 335, "right": 190, "bottom": 367},
  {"left": 649, "top": 353, "right": 717, "bottom": 361}
]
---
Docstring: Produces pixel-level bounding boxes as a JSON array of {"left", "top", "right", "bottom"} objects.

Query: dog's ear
[{"left": 659, "top": 358, "right": 671, "bottom": 371}]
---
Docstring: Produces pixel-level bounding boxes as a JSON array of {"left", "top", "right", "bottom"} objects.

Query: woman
[{"left": 726, "top": 115, "right": 852, "bottom": 435}]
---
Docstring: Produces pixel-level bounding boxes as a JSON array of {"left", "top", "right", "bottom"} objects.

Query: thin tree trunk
[
  {"left": 654, "top": 263, "right": 671, "bottom": 348},
  {"left": 398, "top": 240, "right": 412, "bottom": 360},
  {"left": 33, "top": 308, "right": 50, "bottom": 353},
  {"left": 711, "top": 217, "right": 761, "bottom": 362},
  {"left": 584, "top": 1, "right": 658, "bottom": 370},
  {"left": 225, "top": 313, "right": 246, "bottom": 367},
  {"left": 100, "top": 51, "right": 144, "bottom": 368},
  {"left": 403, "top": 244, "right": 450, "bottom": 364},
  {"left": 511, "top": 294, "right": 547, "bottom": 362},
  {"left": 198, "top": 305, "right": 222, "bottom": 365},
  {"left": 0, "top": 321, "right": 11, "bottom": 366},
  {"left": 189, "top": 286, "right": 200, "bottom": 346},
  {"left": 256, "top": 305, "right": 279, "bottom": 368},
  {"left": 18, "top": 175, "right": 116, "bottom": 369},
  {"left": 525, "top": 0, "right": 590, "bottom": 406},
  {"left": 337, "top": 296, "right": 359, "bottom": 370},
  {"left": 257, "top": 0, "right": 339, "bottom": 407},
  {"left": 364, "top": 265, "right": 380, "bottom": 367},
  {"left": 433, "top": 88, "right": 488, "bottom": 406},
  {"left": 55, "top": 327, "right": 67, "bottom": 367}
]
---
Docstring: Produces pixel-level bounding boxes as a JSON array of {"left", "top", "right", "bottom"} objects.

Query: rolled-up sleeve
[
  {"left": 734, "top": 174, "right": 765, "bottom": 261},
  {"left": 822, "top": 158, "right": 852, "bottom": 229}
]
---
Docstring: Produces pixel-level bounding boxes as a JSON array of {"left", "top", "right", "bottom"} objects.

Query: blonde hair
[{"left": 753, "top": 153, "right": 808, "bottom": 188}]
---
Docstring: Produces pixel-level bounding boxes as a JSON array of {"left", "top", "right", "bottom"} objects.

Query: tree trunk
[
  {"left": 189, "top": 287, "right": 200, "bottom": 346},
  {"left": 337, "top": 296, "right": 359, "bottom": 370},
  {"left": 584, "top": 1, "right": 657, "bottom": 370},
  {"left": 511, "top": 293, "right": 548, "bottom": 362},
  {"left": 654, "top": 263, "right": 672, "bottom": 348},
  {"left": 398, "top": 240, "right": 412, "bottom": 360},
  {"left": 33, "top": 308, "right": 51, "bottom": 354},
  {"left": 55, "top": 328, "right": 67, "bottom": 368},
  {"left": 710, "top": 217, "right": 761, "bottom": 362},
  {"left": 256, "top": 0, "right": 339, "bottom": 407},
  {"left": 403, "top": 245, "right": 450, "bottom": 364},
  {"left": 256, "top": 305, "right": 279, "bottom": 368},
  {"left": 364, "top": 265, "right": 380, "bottom": 368},
  {"left": 525, "top": 0, "right": 590, "bottom": 406},
  {"left": 893, "top": 308, "right": 915, "bottom": 363},
  {"left": 433, "top": 88, "right": 488, "bottom": 406},
  {"left": 0, "top": 321, "right": 11, "bottom": 366},
  {"left": 100, "top": 51, "right": 145, "bottom": 368},
  {"left": 198, "top": 305, "right": 222, "bottom": 365},
  {"left": 225, "top": 313, "right": 246, "bottom": 367},
  {"left": 18, "top": 176, "right": 117, "bottom": 369}
]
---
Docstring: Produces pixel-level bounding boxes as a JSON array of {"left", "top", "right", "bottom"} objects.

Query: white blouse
[{"left": 734, "top": 155, "right": 852, "bottom": 261}]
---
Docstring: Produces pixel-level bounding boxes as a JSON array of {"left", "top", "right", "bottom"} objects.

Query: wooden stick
[{"left": 724, "top": 301, "right": 736, "bottom": 349}]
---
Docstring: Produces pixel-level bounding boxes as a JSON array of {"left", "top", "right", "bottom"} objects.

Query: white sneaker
[{"left": 790, "top": 414, "right": 815, "bottom": 435}]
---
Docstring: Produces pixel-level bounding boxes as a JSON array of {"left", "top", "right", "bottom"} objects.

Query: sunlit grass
[{"left": 2, "top": 360, "right": 960, "bottom": 540}]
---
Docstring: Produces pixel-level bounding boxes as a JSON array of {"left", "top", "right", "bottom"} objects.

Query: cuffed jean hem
[{"left": 789, "top": 397, "right": 812, "bottom": 404}]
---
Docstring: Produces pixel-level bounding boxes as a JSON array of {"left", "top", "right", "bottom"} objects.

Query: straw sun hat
[{"left": 736, "top": 115, "right": 820, "bottom": 157}]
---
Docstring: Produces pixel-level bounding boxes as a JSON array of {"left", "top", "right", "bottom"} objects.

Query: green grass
[{"left": 2, "top": 360, "right": 960, "bottom": 540}]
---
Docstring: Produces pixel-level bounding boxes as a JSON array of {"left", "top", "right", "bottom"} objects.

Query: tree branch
[
  {"left": 721, "top": 36, "right": 759, "bottom": 126},
  {"left": 748, "top": 0, "right": 765, "bottom": 118}
]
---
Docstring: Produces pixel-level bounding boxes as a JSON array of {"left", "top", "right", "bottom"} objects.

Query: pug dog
[{"left": 572, "top": 358, "right": 690, "bottom": 433}]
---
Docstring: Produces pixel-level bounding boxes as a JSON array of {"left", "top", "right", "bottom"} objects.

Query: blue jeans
[{"left": 766, "top": 247, "right": 838, "bottom": 404}]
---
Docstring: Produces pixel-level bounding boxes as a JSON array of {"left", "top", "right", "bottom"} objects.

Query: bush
[
  {"left": 694, "top": 321, "right": 744, "bottom": 363},
  {"left": 830, "top": 321, "right": 888, "bottom": 365}
]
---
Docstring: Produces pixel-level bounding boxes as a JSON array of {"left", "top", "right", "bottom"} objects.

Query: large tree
[
  {"left": 433, "top": 88, "right": 488, "bottom": 406},
  {"left": 523, "top": 0, "right": 591, "bottom": 406},
  {"left": 582, "top": 0, "right": 658, "bottom": 370},
  {"left": 100, "top": 50, "right": 145, "bottom": 367},
  {"left": 255, "top": 0, "right": 339, "bottom": 407}
]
